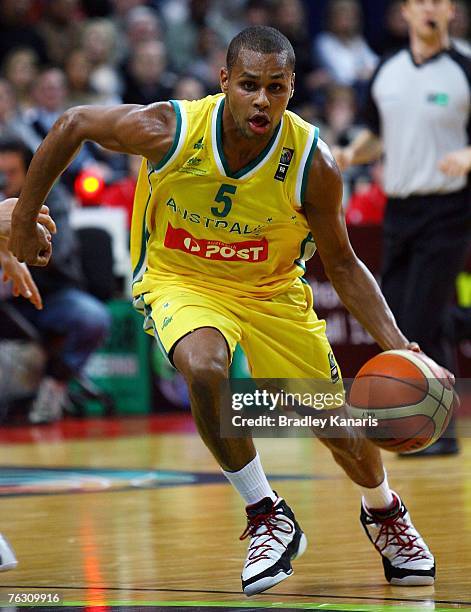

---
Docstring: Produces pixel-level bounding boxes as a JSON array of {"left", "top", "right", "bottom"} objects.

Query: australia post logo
[{"left": 164, "top": 224, "right": 268, "bottom": 262}]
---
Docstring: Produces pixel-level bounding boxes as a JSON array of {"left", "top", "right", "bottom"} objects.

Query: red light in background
[{"left": 74, "top": 170, "right": 105, "bottom": 205}]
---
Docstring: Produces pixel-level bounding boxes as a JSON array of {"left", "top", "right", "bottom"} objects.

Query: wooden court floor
[{"left": 0, "top": 415, "right": 470, "bottom": 611}]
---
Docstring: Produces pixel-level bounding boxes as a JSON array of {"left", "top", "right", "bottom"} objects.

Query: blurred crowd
[{"left": 0, "top": 0, "right": 468, "bottom": 226}]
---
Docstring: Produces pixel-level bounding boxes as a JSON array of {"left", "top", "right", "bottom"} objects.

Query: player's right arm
[{"left": 9, "top": 102, "right": 176, "bottom": 265}]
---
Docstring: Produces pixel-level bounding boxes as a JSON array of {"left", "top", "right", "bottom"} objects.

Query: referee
[{"left": 334, "top": 0, "right": 470, "bottom": 455}]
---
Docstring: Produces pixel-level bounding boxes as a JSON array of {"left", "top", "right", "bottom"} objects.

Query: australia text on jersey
[{"left": 164, "top": 197, "right": 266, "bottom": 236}]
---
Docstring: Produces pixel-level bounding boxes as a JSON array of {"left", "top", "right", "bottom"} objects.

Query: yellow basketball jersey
[{"left": 131, "top": 94, "right": 319, "bottom": 300}]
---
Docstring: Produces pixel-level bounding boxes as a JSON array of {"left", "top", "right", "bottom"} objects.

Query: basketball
[{"left": 349, "top": 350, "right": 457, "bottom": 454}]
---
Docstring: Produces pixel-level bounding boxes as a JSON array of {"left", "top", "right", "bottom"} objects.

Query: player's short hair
[
  {"left": 0, "top": 137, "right": 33, "bottom": 170},
  {"left": 226, "top": 26, "right": 295, "bottom": 72}
]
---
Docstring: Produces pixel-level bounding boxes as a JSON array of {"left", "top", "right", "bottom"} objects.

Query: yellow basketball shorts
[{"left": 134, "top": 278, "right": 342, "bottom": 388}]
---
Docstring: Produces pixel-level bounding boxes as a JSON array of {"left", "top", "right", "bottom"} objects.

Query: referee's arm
[
  {"left": 333, "top": 130, "right": 383, "bottom": 172},
  {"left": 332, "top": 73, "right": 383, "bottom": 171},
  {"left": 439, "top": 147, "right": 471, "bottom": 177}
]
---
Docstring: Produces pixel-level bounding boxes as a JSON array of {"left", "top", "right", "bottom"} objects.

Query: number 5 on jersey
[{"left": 212, "top": 184, "right": 237, "bottom": 218}]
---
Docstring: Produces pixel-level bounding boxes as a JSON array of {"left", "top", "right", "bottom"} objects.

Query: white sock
[
  {"left": 360, "top": 470, "right": 395, "bottom": 511},
  {"left": 222, "top": 452, "right": 276, "bottom": 506}
]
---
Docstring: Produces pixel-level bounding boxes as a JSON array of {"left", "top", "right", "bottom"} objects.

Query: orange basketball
[{"left": 349, "top": 350, "right": 457, "bottom": 454}]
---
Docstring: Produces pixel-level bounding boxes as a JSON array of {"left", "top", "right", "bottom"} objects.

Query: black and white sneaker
[
  {"left": 361, "top": 492, "right": 435, "bottom": 586},
  {"left": 240, "top": 494, "right": 307, "bottom": 596},
  {"left": 0, "top": 533, "right": 17, "bottom": 571}
]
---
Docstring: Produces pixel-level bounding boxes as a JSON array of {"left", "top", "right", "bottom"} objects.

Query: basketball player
[
  {"left": 9, "top": 27, "right": 448, "bottom": 595},
  {"left": 0, "top": 196, "right": 55, "bottom": 571}
]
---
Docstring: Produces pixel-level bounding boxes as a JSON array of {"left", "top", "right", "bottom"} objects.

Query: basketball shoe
[
  {"left": 361, "top": 492, "right": 435, "bottom": 585},
  {"left": 0, "top": 534, "right": 17, "bottom": 571},
  {"left": 240, "top": 494, "right": 307, "bottom": 596}
]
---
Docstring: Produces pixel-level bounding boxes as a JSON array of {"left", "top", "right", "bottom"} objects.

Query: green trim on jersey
[
  {"left": 132, "top": 165, "right": 154, "bottom": 282},
  {"left": 152, "top": 100, "right": 182, "bottom": 171},
  {"left": 215, "top": 98, "right": 282, "bottom": 179},
  {"left": 300, "top": 126, "right": 319, "bottom": 204}
]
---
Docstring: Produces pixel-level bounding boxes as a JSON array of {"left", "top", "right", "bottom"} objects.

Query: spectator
[
  {"left": 274, "top": 0, "right": 316, "bottom": 108},
  {"left": 345, "top": 161, "right": 387, "bottom": 225},
  {"left": 0, "top": 0, "right": 48, "bottom": 66},
  {"left": 125, "top": 5, "right": 162, "bottom": 51},
  {"left": 36, "top": 0, "right": 83, "bottom": 68},
  {"left": 0, "top": 78, "right": 39, "bottom": 147},
  {"left": 109, "top": 0, "right": 145, "bottom": 34},
  {"left": 64, "top": 49, "right": 105, "bottom": 107},
  {"left": 0, "top": 137, "right": 111, "bottom": 424},
  {"left": 172, "top": 75, "right": 207, "bottom": 101},
  {"left": 451, "top": 0, "right": 471, "bottom": 56},
  {"left": 164, "top": 0, "right": 234, "bottom": 73},
  {"left": 314, "top": 0, "right": 378, "bottom": 93},
  {"left": 373, "top": 0, "right": 409, "bottom": 55},
  {"left": 81, "top": 18, "right": 122, "bottom": 103},
  {"left": 24, "top": 67, "right": 68, "bottom": 144},
  {"left": 243, "top": 0, "right": 271, "bottom": 27},
  {"left": 321, "top": 84, "right": 359, "bottom": 147},
  {"left": 1, "top": 47, "right": 39, "bottom": 112},
  {"left": 122, "top": 40, "right": 175, "bottom": 105},
  {"left": 190, "top": 26, "right": 227, "bottom": 91},
  {"left": 25, "top": 68, "right": 109, "bottom": 188}
]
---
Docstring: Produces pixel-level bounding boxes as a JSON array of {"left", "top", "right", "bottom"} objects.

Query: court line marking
[
  {"left": 59, "top": 602, "right": 468, "bottom": 612},
  {"left": 2, "top": 586, "right": 470, "bottom": 607},
  {"left": 0, "top": 466, "right": 337, "bottom": 498}
]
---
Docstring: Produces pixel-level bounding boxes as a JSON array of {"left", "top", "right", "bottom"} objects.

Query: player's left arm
[{"left": 303, "top": 139, "right": 413, "bottom": 353}]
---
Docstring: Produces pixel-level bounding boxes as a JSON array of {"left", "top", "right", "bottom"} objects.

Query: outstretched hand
[
  {"left": 7, "top": 199, "right": 56, "bottom": 266},
  {"left": 0, "top": 246, "right": 42, "bottom": 309}
]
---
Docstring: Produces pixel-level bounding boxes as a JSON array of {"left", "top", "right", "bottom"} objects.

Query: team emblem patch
[{"left": 274, "top": 147, "right": 294, "bottom": 182}]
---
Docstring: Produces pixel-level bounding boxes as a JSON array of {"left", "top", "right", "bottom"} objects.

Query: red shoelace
[
  {"left": 240, "top": 508, "right": 294, "bottom": 567},
  {"left": 374, "top": 514, "right": 430, "bottom": 563}
]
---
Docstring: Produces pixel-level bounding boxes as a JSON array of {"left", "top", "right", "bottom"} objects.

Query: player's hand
[
  {"left": 331, "top": 146, "right": 354, "bottom": 172},
  {"left": 0, "top": 249, "right": 42, "bottom": 309},
  {"left": 407, "top": 343, "right": 455, "bottom": 388},
  {"left": 438, "top": 149, "right": 471, "bottom": 177},
  {"left": 8, "top": 202, "right": 55, "bottom": 267}
]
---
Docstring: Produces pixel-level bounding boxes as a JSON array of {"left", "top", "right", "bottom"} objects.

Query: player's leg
[
  {"left": 142, "top": 287, "right": 303, "bottom": 596},
  {"left": 318, "top": 435, "right": 435, "bottom": 585},
  {"left": 173, "top": 327, "right": 256, "bottom": 471},
  {"left": 244, "top": 279, "right": 435, "bottom": 586}
]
